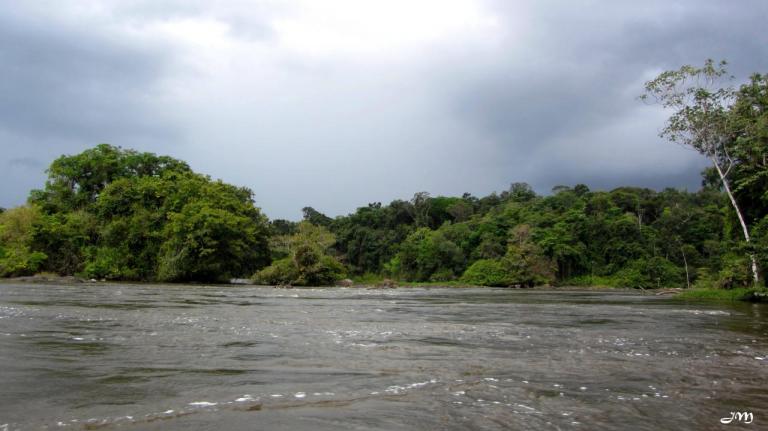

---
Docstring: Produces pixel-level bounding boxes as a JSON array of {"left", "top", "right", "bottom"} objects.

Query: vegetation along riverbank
[{"left": 0, "top": 61, "right": 766, "bottom": 299}]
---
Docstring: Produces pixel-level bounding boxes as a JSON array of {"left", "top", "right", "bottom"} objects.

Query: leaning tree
[{"left": 641, "top": 60, "right": 759, "bottom": 285}]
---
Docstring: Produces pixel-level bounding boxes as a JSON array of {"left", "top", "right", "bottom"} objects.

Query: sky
[{"left": 1, "top": 1, "right": 767, "bottom": 220}]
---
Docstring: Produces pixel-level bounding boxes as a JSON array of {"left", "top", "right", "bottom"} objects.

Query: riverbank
[
  {"left": 673, "top": 287, "right": 768, "bottom": 302},
  {"left": 4, "top": 274, "right": 766, "bottom": 303}
]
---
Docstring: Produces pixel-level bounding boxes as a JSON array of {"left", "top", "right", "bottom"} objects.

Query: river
[{"left": 0, "top": 283, "right": 767, "bottom": 430}]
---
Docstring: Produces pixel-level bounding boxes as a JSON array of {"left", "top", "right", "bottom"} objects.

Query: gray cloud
[
  {"left": 0, "top": 8, "right": 178, "bottom": 142},
  {"left": 7, "top": 157, "right": 42, "bottom": 169},
  {"left": 0, "top": 1, "right": 765, "bottom": 218}
]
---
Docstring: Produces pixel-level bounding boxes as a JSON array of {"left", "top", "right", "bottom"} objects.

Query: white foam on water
[
  {"left": 294, "top": 392, "right": 306, "bottom": 398},
  {"left": 235, "top": 395, "right": 255, "bottom": 402},
  {"left": 188, "top": 401, "right": 217, "bottom": 407},
  {"left": 385, "top": 379, "right": 437, "bottom": 394},
  {"left": 684, "top": 309, "right": 730, "bottom": 316}
]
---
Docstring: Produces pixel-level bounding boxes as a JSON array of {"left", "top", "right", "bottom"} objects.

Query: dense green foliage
[
  {"left": 311, "top": 64, "right": 766, "bottom": 289},
  {"left": 321, "top": 184, "right": 741, "bottom": 288},
  {"left": 3, "top": 144, "right": 271, "bottom": 282},
  {"left": 254, "top": 222, "right": 346, "bottom": 285},
  {"left": 642, "top": 60, "right": 765, "bottom": 285},
  {"left": 0, "top": 206, "right": 47, "bottom": 276},
  {"left": 1, "top": 63, "right": 766, "bottom": 289}
]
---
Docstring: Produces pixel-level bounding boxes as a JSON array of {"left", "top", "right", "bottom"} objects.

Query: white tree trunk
[
  {"left": 681, "top": 245, "right": 690, "bottom": 289},
  {"left": 711, "top": 157, "right": 760, "bottom": 285}
]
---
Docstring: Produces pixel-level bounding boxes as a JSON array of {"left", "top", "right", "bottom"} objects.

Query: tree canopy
[
  {"left": 1, "top": 61, "right": 766, "bottom": 288},
  {"left": 2, "top": 144, "right": 270, "bottom": 282},
  {"left": 643, "top": 60, "right": 766, "bottom": 285}
]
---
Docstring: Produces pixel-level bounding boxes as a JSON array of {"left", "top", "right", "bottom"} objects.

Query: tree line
[{"left": 1, "top": 61, "right": 766, "bottom": 288}]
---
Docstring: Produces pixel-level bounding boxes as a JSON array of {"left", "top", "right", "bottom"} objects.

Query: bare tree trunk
[
  {"left": 681, "top": 245, "right": 690, "bottom": 289},
  {"left": 711, "top": 157, "right": 760, "bottom": 285}
]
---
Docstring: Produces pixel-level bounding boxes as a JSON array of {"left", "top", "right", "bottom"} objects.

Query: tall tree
[{"left": 642, "top": 60, "right": 759, "bottom": 285}]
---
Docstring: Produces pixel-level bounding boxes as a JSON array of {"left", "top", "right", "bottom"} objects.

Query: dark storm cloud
[
  {"left": 0, "top": 1, "right": 765, "bottom": 218},
  {"left": 0, "top": 3, "right": 191, "bottom": 207},
  {"left": 0, "top": 8, "right": 175, "bottom": 142},
  {"left": 450, "top": 0, "right": 768, "bottom": 194}
]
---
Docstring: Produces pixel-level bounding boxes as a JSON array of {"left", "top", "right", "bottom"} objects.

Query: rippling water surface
[{"left": 1, "top": 283, "right": 767, "bottom": 430}]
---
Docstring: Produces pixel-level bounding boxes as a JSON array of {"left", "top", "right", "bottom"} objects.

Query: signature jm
[{"left": 721, "top": 411, "right": 754, "bottom": 424}]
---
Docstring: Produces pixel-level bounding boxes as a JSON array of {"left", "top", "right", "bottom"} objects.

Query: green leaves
[
  {"left": 461, "top": 259, "right": 512, "bottom": 286},
  {"left": 615, "top": 257, "right": 684, "bottom": 289},
  {"left": 157, "top": 199, "right": 270, "bottom": 282},
  {"left": 30, "top": 144, "right": 191, "bottom": 213},
  {"left": 253, "top": 222, "right": 346, "bottom": 286},
  {"left": 16, "top": 145, "right": 270, "bottom": 282},
  {"left": 642, "top": 59, "right": 734, "bottom": 158},
  {"left": 0, "top": 206, "right": 48, "bottom": 277}
]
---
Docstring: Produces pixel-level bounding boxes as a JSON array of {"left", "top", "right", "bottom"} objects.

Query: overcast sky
[{"left": 1, "top": 1, "right": 766, "bottom": 219}]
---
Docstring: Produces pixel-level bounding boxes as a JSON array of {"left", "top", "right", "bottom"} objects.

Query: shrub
[
  {"left": 0, "top": 206, "right": 48, "bottom": 277},
  {"left": 82, "top": 246, "right": 138, "bottom": 280},
  {"left": 461, "top": 259, "right": 512, "bottom": 286},
  {"left": 615, "top": 257, "right": 684, "bottom": 289},
  {"left": 253, "top": 258, "right": 298, "bottom": 285},
  {"left": 306, "top": 255, "right": 347, "bottom": 285},
  {"left": 253, "top": 222, "right": 347, "bottom": 286},
  {"left": 716, "top": 254, "right": 752, "bottom": 289},
  {"left": 429, "top": 268, "right": 456, "bottom": 282}
]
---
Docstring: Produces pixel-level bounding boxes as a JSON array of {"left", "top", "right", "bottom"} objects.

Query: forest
[{"left": 0, "top": 64, "right": 766, "bottom": 290}]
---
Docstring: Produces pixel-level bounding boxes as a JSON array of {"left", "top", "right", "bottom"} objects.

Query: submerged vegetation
[{"left": 0, "top": 61, "right": 766, "bottom": 292}]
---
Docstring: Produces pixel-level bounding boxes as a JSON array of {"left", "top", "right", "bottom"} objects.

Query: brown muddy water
[{"left": 0, "top": 283, "right": 767, "bottom": 430}]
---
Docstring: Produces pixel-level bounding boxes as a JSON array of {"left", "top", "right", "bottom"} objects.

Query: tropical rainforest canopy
[{"left": 0, "top": 67, "right": 766, "bottom": 288}]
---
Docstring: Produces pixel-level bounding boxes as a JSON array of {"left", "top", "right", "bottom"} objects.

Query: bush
[
  {"left": 253, "top": 258, "right": 298, "bottom": 285},
  {"left": 393, "top": 228, "right": 465, "bottom": 281},
  {"left": 564, "top": 274, "right": 621, "bottom": 287},
  {"left": 692, "top": 267, "right": 717, "bottom": 289},
  {"left": 158, "top": 201, "right": 270, "bottom": 282},
  {"left": 0, "top": 206, "right": 48, "bottom": 277},
  {"left": 615, "top": 257, "right": 684, "bottom": 289},
  {"left": 253, "top": 254, "right": 346, "bottom": 286},
  {"left": 715, "top": 254, "right": 753, "bottom": 289},
  {"left": 502, "top": 225, "right": 556, "bottom": 286},
  {"left": 429, "top": 268, "right": 456, "bottom": 282},
  {"left": 82, "top": 246, "right": 138, "bottom": 280},
  {"left": 461, "top": 259, "right": 512, "bottom": 286},
  {"left": 305, "top": 255, "right": 347, "bottom": 285},
  {"left": 253, "top": 222, "right": 347, "bottom": 286},
  {"left": 0, "top": 246, "right": 47, "bottom": 277}
]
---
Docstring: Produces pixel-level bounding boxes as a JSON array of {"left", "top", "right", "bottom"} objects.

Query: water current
[{"left": 1, "top": 283, "right": 767, "bottom": 430}]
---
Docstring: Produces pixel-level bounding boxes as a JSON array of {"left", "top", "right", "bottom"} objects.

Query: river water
[{"left": 1, "top": 284, "right": 767, "bottom": 430}]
